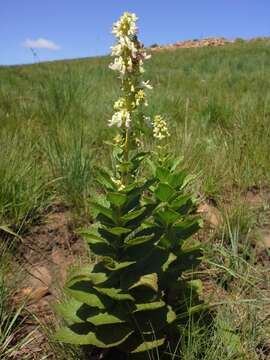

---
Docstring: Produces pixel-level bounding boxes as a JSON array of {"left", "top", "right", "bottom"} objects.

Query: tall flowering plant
[{"left": 56, "top": 12, "right": 203, "bottom": 358}]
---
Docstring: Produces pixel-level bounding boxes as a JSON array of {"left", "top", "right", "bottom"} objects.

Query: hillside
[{"left": 1, "top": 38, "right": 270, "bottom": 359}]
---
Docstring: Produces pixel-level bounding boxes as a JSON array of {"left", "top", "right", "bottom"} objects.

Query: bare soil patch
[{"left": 13, "top": 206, "right": 87, "bottom": 359}]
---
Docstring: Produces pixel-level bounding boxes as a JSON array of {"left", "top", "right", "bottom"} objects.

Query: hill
[{"left": 0, "top": 38, "right": 270, "bottom": 359}]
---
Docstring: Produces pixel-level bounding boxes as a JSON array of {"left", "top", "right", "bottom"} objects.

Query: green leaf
[
  {"left": 168, "top": 170, "right": 187, "bottom": 189},
  {"left": 133, "top": 305, "right": 176, "bottom": 334},
  {"left": 55, "top": 299, "right": 85, "bottom": 324},
  {"left": 95, "top": 168, "right": 116, "bottom": 191},
  {"left": 122, "top": 181, "right": 142, "bottom": 193},
  {"left": 171, "top": 194, "right": 194, "bottom": 212},
  {"left": 134, "top": 300, "right": 165, "bottom": 312},
  {"left": 87, "top": 312, "right": 126, "bottom": 326},
  {"left": 107, "top": 192, "right": 127, "bottom": 207},
  {"left": 130, "top": 152, "right": 148, "bottom": 172},
  {"left": 104, "top": 226, "right": 132, "bottom": 236},
  {"left": 181, "top": 238, "right": 202, "bottom": 253},
  {"left": 170, "top": 156, "right": 183, "bottom": 171},
  {"left": 121, "top": 208, "right": 146, "bottom": 223},
  {"left": 146, "top": 158, "right": 156, "bottom": 176},
  {"left": 94, "top": 287, "right": 134, "bottom": 301},
  {"left": 156, "top": 166, "right": 170, "bottom": 182},
  {"left": 187, "top": 279, "right": 203, "bottom": 296},
  {"left": 79, "top": 229, "right": 109, "bottom": 245},
  {"left": 55, "top": 324, "right": 133, "bottom": 347},
  {"left": 172, "top": 218, "right": 203, "bottom": 242},
  {"left": 66, "top": 268, "right": 107, "bottom": 287},
  {"left": 162, "top": 253, "right": 177, "bottom": 271},
  {"left": 103, "top": 259, "right": 136, "bottom": 271},
  {"left": 188, "top": 303, "right": 208, "bottom": 315},
  {"left": 129, "top": 273, "right": 158, "bottom": 292},
  {"left": 131, "top": 338, "right": 165, "bottom": 353},
  {"left": 155, "top": 207, "right": 180, "bottom": 227},
  {"left": 182, "top": 173, "right": 197, "bottom": 189},
  {"left": 79, "top": 228, "right": 116, "bottom": 257},
  {"left": 65, "top": 287, "right": 107, "bottom": 310},
  {"left": 168, "top": 245, "right": 202, "bottom": 274},
  {"left": 166, "top": 305, "right": 176, "bottom": 324},
  {"left": 217, "top": 322, "right": 244, "bottom": 357},
  {"left": 124, "top": 234, "right": 154, "bottom": 247},
  {"left": 155, "top": 183, "right": 175, "bottom": 202},
  {"left": 131, "top": 151, "right": 148, "bottom": 163},
  {"left": 91, "top": 202, "right": 114, "bottom": 221}
]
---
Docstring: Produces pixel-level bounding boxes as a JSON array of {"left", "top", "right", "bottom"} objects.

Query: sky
[{"left": 1, "top": 0, "right": 270, "bottom": 65}]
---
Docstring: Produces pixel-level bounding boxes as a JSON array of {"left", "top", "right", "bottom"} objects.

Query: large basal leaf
[
  {"left": 66, "top": 267, "right": 108, "bottom": 287},
  {"left": 55, "top": 323, "right": 133, "bottom": 347},
  {"left": 87, "top": 312, "right": 126, "bottom": 326},
  {"left": 55, "top": 299, "right": 87, "bottom": 324},
  {"left": 66, "top": 283, "right": 112, "bottom": 310},
  {"left": 94, "top": 286, "right": 135, "bottom": 301},
  {"left": 133, "top": 305, "right": 176, "bottom": 333}
]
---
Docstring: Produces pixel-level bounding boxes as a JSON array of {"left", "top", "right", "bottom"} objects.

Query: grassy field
[{"left": 0, "top": 39, "right": 270, "bottom": 359}]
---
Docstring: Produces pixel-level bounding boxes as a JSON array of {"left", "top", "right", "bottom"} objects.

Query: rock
[
  {"left": 51, "top": 248, "right": 65, "bottom": 265},
  {"left": 244, "top": 190, "right": 263, "bottom": 208},
  {"left": 259, "top": 229, "right": 270, "bottom": 249},
  {"left": 20, "top": 286, "right": 49, "bottom": 302},
  {"left": 151, "top": 37, "right": 231, "bottom": 52},
  {"left": 197, "top": 203, "right": 222, "bottom": 228},
  {"left": 28, "top": 266, "right": 52, "bottom": 288}
]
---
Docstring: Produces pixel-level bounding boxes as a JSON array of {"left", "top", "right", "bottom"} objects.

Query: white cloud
[{"left": 22, "top": 38, "right": 60, "bottom": 50}]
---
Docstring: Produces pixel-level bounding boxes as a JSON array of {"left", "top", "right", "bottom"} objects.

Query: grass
[
  {"left": 0, "top": 241, "right": 35, "bottom": 359},
  {"left": 0, "top": 39, "right": 270, "bottom": 358},
  {"left": 1, "top": 40, "right": 270, "bottom": 221}
]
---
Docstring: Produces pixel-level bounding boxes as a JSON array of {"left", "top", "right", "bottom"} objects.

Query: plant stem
[{"left": 123, "top": 127, "right": 129, "bottom": 185}]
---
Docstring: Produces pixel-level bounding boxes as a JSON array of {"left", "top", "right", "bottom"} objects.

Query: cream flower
[
  {"left": 108, "top": 12, "right": 152, "bottom": 130},
  {"left": 108, "top": 109, "right": 131, "bottom": 128},
  {"left": 152, "top": 115, "right": 170, "bottom": 140},
  {"left": 141, "top": 80, "right": 153, "bottom": 90},
  {"left": 111, "top": 177, "right": 125, "bottom": 191},
  {"left": 112, "top": 12, "right": 138, "bottom": 38}
]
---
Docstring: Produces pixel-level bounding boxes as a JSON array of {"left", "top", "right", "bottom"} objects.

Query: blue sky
[{"left": 1, "top": 0, "right": 270, "bottom": 65}]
